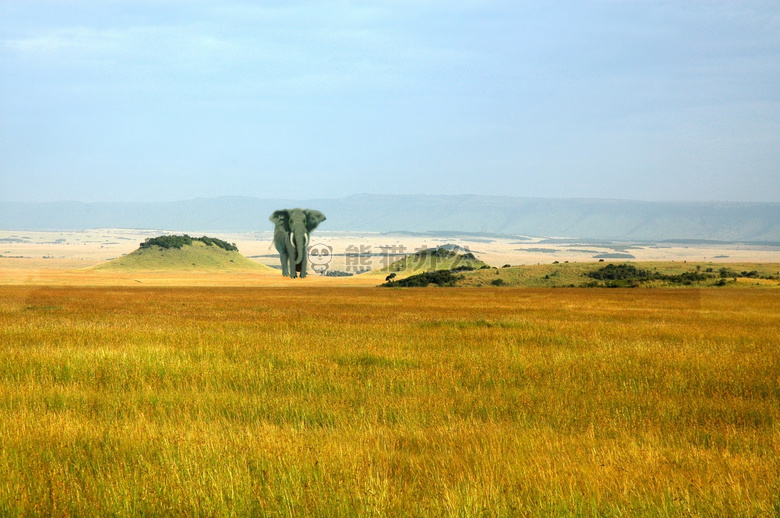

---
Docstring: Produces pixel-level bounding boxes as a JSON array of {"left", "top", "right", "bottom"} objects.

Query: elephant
[{"left": 269, "top": 208, "right": 326, "bottom": 278}]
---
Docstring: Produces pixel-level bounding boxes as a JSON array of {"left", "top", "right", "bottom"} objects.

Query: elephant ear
[
  {"left": 305, "top": 209, "right": 326, "bottom": 231},
  {"left": 269, "top": 210, "right": 290, "bottom": 231}
]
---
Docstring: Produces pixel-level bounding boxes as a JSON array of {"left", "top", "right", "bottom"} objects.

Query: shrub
[{"left": 451, "top": 266, "right": 475, "bottom": 272}]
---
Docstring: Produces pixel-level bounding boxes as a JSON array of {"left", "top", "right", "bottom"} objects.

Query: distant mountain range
[{"left": 2, "top": 195, "right": 779, "bottom": 242}]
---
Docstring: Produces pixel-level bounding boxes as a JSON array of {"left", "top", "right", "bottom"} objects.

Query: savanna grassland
[{"left": 1, "top": 286, "right": 779, "bottom": 516}]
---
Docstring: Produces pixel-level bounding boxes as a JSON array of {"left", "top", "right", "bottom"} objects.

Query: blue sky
[{"left": 1, "top": 1, "right": 779, "bottom": 203}]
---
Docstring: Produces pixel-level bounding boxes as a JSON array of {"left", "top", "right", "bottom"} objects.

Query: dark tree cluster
[
  {"left": 451, "top": 265, "right": 475, "bottom": 272},
  {"left": 585, "top": 263, "right": 715, "bottom": 287},
  {"left": 197, "top": 236, "right": 238, "bottom": 251},
  {"left": 380, "top": 270, "right": 461, "bottom": 287},
  {"left": 417, "top": 248, "right": 458, "bottom": 258},
  {"left": 717, "top": 267, "right": 777, "bottom": 280},
  {"left": 325, "top": 270, "right": 354, "bottom": 277},
  {"left": 665, "top": 271, "right": 710, "bottom": 284},
  {"left": 140, "top": 235, "right": 238, "bottom": 252},
  {"left": 587, "top": 264, "right": 652, "bottom": 282}
]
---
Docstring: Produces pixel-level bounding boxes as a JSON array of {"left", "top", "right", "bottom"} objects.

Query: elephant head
[{"left": 269, "top": 208, "right": 326, "bottom": 278}]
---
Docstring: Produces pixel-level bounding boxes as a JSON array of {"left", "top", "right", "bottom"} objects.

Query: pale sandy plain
[{"left": 1, "top": 228, "right": 779, "bottom": 286}]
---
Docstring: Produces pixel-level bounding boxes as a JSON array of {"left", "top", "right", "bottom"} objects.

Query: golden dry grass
[
  {"left": 0, "top": 286, "right": 778, "bottom": 516},
  {"left": 0, "top": 258, "right": 381, "bottom": 287}
]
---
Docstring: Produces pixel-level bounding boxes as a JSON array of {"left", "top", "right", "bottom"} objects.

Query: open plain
[
  {"left": 1, "top": 231, "right": 779, "bottom": 516},
  {"left": 1, "top": 284, "right": 779, "bottom": 515},
  {"left": 3, "top": 228, "right": 780, "bottom": 273}
]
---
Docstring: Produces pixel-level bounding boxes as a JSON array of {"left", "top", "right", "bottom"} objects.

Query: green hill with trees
[
  {"left": 452, "top": 261, "right": 780, "bottom": 288},
  {"left": 92, "top": 235, "right": 273, "bottom": 272},
  {"left": 375, "top": 245, "right": 489, "bottom": 278},
  {"left": 380, "top": 260, "right": 780, "bottom": 288}
]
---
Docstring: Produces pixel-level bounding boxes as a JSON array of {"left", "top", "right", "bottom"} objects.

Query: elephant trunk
[{"left": 294, "top": 232, "right": 306, "bottom": 265}]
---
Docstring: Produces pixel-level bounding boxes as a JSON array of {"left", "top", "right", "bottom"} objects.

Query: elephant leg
[
  {"left": 288, "top": 256, "right": 297, "bottom": 278},
  {"left": 300, "top": 253, "right": 307, "bottom": 278},
  {"left": 278, "top": 250, "right": 289, "bottom": 277}
]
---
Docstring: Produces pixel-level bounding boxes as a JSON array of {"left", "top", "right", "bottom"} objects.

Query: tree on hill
[
  {"left": 385, "top": 246, "right": 486, "bottom": 273},
  {"left": 140, "top": 235, "right": 238, "bottom": 252},
  {"left": 196, "top": 236, "right": 238, "bottom": 252}
]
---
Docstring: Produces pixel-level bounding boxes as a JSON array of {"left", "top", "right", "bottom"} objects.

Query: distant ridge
[{"left": 2, "top": 195, "right": 780, "bottom": 242}]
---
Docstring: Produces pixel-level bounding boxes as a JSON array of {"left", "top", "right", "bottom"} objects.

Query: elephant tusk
[
  {"left": 289, "top": 232, "right": 296, "bottom": 248},
  {"left": 304, "top": 233, "right": 309, "bottom": 248}
]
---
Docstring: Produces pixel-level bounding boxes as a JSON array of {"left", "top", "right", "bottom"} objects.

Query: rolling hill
[
  {"left": 370, "top": 245, "right": 489, "bottom": 280},
  {"left": 388, "top": 261, "right": 780, "bottom": 288},
  {"left": 92, "top": 236, "right": 274, "bottom": 273}
]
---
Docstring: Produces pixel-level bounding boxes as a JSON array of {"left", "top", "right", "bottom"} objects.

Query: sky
[{"left": 1, "top": 1, "right": 779, "bottom": 203}]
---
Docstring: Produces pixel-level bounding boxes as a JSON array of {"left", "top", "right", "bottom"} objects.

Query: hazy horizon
[
  {"left": 2, "top": 1, "right": 779, "bottom": 204},
  {"left": 4, "top": 193, "right": 780, "bottom": 206}
]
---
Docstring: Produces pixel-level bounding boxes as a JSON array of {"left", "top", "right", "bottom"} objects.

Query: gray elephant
[{"left": 269, "top": 208, "right": 326, "bottom": 278}]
